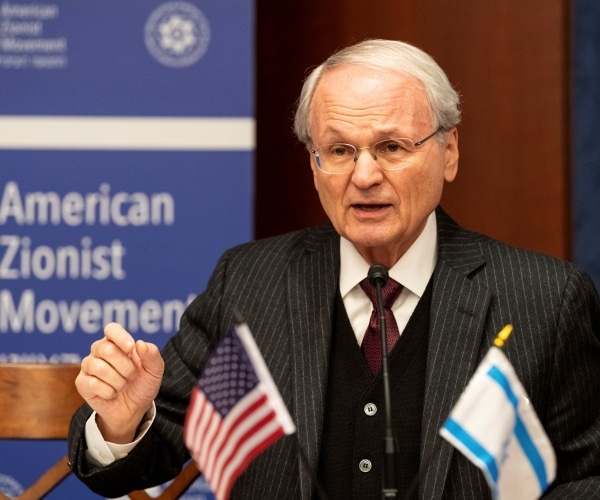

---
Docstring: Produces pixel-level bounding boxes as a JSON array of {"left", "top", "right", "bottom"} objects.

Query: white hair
[{"left": 293, "top": 39, "right": 461, "bottom": 147}]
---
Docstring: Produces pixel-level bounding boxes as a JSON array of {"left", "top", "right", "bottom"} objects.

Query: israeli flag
[{"left": 440, "top": 345, "right": 556, "bottom": 499}]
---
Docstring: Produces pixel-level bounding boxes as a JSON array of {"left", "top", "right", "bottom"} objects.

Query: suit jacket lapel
[
  {"left": 420, "top": 208, "right": 492, "bottom": 499},
  {"left": 286, "top": 224, "right": 340, "bottom": 499}
]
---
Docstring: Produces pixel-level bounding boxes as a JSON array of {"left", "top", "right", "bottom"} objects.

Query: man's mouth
[{"left": 354, "top": 204, "right": 388, "bottom": 211}]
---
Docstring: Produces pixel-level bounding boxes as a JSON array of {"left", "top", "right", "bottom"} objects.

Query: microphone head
[{"left": 368, "top": 264, "right": 389, "bottom": 287}]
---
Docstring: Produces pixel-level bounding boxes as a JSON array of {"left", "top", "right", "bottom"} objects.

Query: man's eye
[
  {"left": 377, "top": 141, "right": 405, "bottom": 154},
  {"left": 329, "top": 145, "right": 353, "bottom": 157}
]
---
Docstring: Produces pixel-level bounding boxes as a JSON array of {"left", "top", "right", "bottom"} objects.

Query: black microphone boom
[
  {"left": 368, "top": 263, "right": 389, "bottom": 287},
  {"left": 367, "top": 263, "right": 399, "bottom": 498}
]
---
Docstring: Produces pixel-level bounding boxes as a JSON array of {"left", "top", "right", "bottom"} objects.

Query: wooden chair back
[
  {"left": 0, "top": 362, "right": 200, "bottom": 499},
  {"left": 0, "top": 362, "right": 83, "bottom": 499}
]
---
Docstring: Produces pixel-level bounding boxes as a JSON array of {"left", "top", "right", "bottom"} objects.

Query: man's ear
[{"left": 443, "top": 127, "right": 459, "bottom": 183}]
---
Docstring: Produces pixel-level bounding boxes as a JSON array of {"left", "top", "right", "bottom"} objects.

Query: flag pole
[{"left": 493, "top": 324, "right": 513, "bottom": 349}]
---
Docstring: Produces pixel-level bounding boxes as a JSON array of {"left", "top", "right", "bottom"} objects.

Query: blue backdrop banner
[
  {"left": 573, "top": 0, "right": 600, "bottom": 290},
  {"left": 0, "top": 1, "right": 254, "bottom": 498}
]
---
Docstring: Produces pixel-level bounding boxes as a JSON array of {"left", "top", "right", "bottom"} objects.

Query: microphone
[{"left": 368, "top": 264, "right": 399, "bottom": 498}]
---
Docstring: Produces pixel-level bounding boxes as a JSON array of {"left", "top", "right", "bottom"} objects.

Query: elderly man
[{"left": 69, "top": 39, "right": 600, "bottom": 499}]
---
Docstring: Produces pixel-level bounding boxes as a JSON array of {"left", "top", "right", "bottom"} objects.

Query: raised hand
[{"left": 75, "top": 322, "right": 165, "bottom": 443}]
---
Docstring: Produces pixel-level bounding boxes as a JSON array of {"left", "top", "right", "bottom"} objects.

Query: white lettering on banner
[
  {"left": 0, "top": 181, "right": 175, "bottom": 226},
  {"left": 0, "top": 235, "right": 126, "bottom": 280},
  {"left": 0, "top": 36, "right": 66, "bottom": 52},
  {"left": 0, "top": 53, "right": 27, "bottom": 67},
  {"left": 0, "top": 20, "right": 43, "bottom": 36},
  {"left": 0, "top": 290, "right": 197, "bottom": 334},
  {"left": 0, "top": 2, "right": 59, "bottom": 20},
  {"left": 30, "top": 53, "right": 66, "bottom": 68},
  {"left": 0, "top": 2, "right": 67, "bottom": 70},
  {"left": 0, "top": 352, "right": 81, "bottom": 363}
]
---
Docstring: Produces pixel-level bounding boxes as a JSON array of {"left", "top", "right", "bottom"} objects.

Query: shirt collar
[{"left": 339, "top": 211, "right": 438, "bottom": 299}]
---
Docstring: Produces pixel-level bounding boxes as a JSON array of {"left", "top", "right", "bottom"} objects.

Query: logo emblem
[{"left": 144, "top": 2, "right": 211, "bottom": 68}]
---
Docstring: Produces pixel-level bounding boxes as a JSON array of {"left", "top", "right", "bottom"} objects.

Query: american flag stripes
[{"left": 184, "top": 322, "right": 296, "bottom": 499}]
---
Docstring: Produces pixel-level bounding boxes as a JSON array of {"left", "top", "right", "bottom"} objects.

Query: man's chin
[{"left": 344, "top": 232, "right": 394, "bottom": 253}]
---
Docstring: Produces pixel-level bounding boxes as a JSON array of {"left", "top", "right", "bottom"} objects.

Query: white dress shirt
[{"left": 340, "top": 210, "right": 438, "bottom": 345}]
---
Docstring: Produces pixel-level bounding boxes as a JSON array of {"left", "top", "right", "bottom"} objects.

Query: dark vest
[{"left": 317, "top": 279, "right": 432, "bottom": 499}]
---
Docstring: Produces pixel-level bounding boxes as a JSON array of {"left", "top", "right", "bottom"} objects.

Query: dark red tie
[{"left": 360, "top": 277, "right": 403, "bottom": 375}]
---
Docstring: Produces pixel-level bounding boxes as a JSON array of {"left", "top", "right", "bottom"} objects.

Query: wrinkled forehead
[{"left": 309, "top": 65, "right": 433, "bottom": 134}]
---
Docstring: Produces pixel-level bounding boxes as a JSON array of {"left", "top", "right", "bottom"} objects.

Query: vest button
[
  {"left": 359, "top": 459, "right": 372, "bottom": 473},
  {"left": 364, "top": 403, "right": 377, "bottom": 416}
]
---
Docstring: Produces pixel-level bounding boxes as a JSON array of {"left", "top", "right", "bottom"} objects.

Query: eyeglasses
[{"left": 310, "top": 127, "right": 443, "bottom": 174}]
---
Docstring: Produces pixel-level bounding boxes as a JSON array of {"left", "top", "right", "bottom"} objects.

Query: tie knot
[{"left": 360, "top": 277, "right": 403, "bottom": 309}]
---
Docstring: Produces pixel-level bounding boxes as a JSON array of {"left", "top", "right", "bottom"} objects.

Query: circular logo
[
  {"left": 0, "top": 474, "right": 23, "bottom": 497},
  {"left": 144, "top": 2, "right": 211, "bottom": 68}
]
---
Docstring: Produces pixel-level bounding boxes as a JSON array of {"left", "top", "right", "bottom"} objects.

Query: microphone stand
[{"left": 369, "top": 265, "right": 399, "bottom": 499}]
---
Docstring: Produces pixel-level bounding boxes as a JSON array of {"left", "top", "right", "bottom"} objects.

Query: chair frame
[
  {"left": 0, "top": 363, "right": 83, "bottom": 500},
  {"left": 0, "top": 362, "right": 201, "bottom": 500}
]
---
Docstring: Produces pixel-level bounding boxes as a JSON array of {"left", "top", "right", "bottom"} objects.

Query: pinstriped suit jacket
[{"left": 68, "top": 207, "right": 600, "bottom": 499}]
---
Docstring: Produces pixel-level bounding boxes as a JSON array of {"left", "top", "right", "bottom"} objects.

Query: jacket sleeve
[{"left": 542, "top": 267, "right": 600, "bottom": 497}]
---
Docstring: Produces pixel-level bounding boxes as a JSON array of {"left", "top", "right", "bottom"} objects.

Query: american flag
[{"left": 184, "top": 322, "right": 296, "bottom": 499}]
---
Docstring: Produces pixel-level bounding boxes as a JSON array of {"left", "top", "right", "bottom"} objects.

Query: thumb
[{"left": 133, "top": 340, "right": 165, "bottom": 378}]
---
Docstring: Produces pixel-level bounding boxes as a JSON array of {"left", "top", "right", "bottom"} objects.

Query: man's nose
[{"left": 351, "top": 148, "right": 383, "bottom": 186}]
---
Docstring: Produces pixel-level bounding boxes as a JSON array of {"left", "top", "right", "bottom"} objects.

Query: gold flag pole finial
[{"left": 494, "top": 324, "right": 513, "bottom": 348}]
